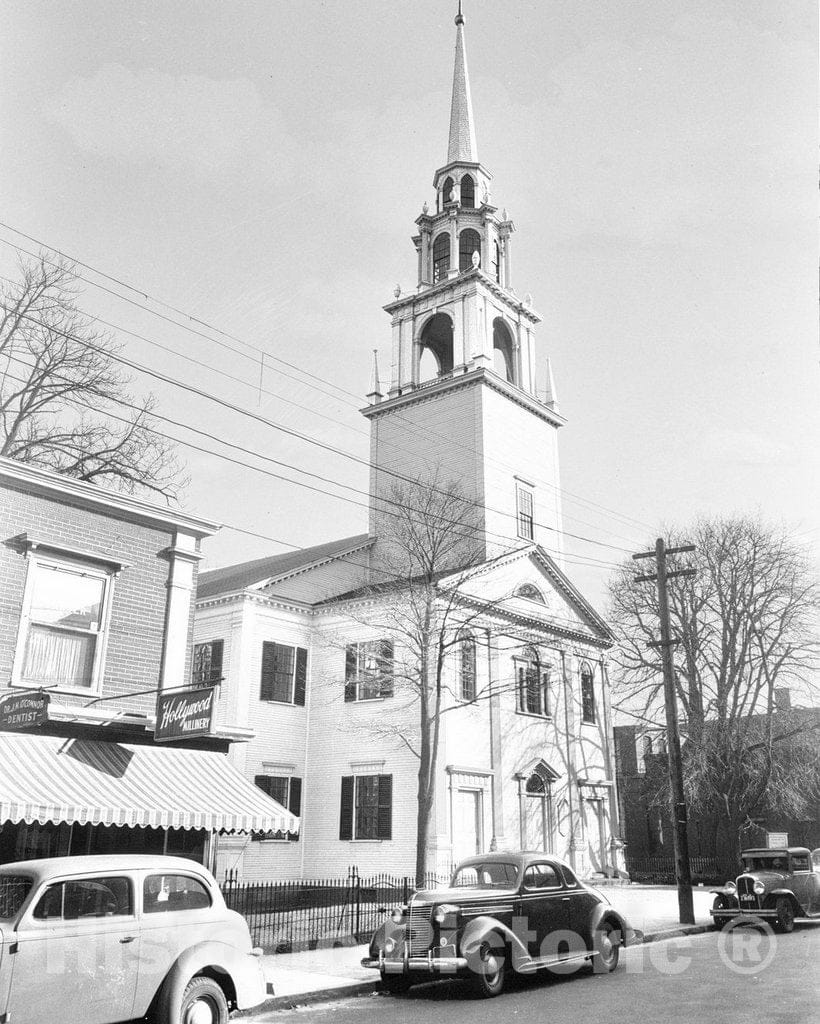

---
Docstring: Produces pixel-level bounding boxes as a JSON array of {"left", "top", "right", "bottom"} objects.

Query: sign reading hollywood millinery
[
  {"left": 154, "top": 686, "right": 215, "bottom": 743},
  {"left": 0, "top": 691, "right": 50, "bottom": 730}
]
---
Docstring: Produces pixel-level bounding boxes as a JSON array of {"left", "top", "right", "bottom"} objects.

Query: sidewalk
[{"left": 247, "top": 884, "right": 716, "bottom": 1014}]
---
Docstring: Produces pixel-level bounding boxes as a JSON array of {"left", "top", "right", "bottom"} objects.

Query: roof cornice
[{"left": 0, "top": 456, "right": 219, "bottom": 538}]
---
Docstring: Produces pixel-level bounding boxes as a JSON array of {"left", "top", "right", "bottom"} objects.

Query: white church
[{"left": 195, "top": 7, "right": 624, "bottom": 883}]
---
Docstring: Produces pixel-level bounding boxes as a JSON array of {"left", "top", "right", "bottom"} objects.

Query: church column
[
  {"left": 420, "top": 226, "right": 431, "bottom": 285},
  {"left": 453, "top": 294, "right": 467, "bottom": 368},
  {"left": 561, "top": 650, "right": 582, "bottom": 870},
  {"left": 486, "top": 630, "right": 507, "bottom": 850}
]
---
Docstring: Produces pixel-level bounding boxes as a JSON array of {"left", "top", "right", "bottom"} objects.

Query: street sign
[
  {"left": 0, "top": 691, "right": 50, "bottom": 730},
  {"left": 154, "top": 686, "right": 215, "bottom": 743}
]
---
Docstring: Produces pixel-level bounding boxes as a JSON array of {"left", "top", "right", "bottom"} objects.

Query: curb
[{"left": 243, "top": 924, "right": 713, "bottom": 1016}]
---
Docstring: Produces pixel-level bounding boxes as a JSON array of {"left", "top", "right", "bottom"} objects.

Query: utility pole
[{"left": 633, "top": 538, "right": 696, "bottom": 925}]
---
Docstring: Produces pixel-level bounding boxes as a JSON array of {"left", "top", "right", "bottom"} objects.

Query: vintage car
[
  {"left": 362, "top": 851, "right": 635, "bottom": 998},
  {"left": 0, "top": 854, "right": 267, "bottom": 1024},
  {"left": 710, "top": 846, "right": 820, "bottom": 932}
]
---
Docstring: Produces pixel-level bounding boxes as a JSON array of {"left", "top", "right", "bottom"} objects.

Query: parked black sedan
[{"left": 362, "top": 852, "right": 635, "bottom": 998}]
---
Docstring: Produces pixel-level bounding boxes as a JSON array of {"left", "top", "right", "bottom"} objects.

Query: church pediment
[{"left": 439, "top": 545, "right": 613, "bottom": 645}]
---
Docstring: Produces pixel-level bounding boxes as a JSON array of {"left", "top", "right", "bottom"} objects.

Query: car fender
[
  {"left": 154, "top": 940, "right": 267, "bottom": 1018},
  {"left": 589, "top": 904, "right": 635, "bottom": 947},
  {"left": 710, "top": 886, "right": 736, "bottom": 897},
  {"left": 459, "top": 915, "right": 528, "bottom": 973},
  {"left": 765, "top": 888, "right": 805, "bottom": 913}
]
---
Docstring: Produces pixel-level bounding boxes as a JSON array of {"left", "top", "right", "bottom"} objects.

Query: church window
[
  {"left": 516, "top": 646, "right": 550, "bottom": 717},
  {"left": 458, "top": 631, "right": 476, "bottom": 702},
  {"left": 459, "top": 229, "right": 481, "bottom": 272},
  {"left": 433, "top": 233, "right": 450, "bottom": 282},
  {"left": 516, "top": 485, "right": 534, "bottom": 541},
  {"left": 515, "top": 583, "right": 545, "bottom": 604},
  {"left": 492, "top": 318, "right": 515, "bottom": 383},
  {"left": 441, "top": 176, "right": 455, "bottom": 206},
  {"left": 460, "top": 174, "right": 475, "bottom": 208},
  {"left": 581, "top": 664, "right": 596, "bottom": 724}
]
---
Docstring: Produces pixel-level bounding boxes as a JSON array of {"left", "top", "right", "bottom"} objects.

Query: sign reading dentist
[{"left": 154, "top": 686, "right": 215, "bottom": 743}]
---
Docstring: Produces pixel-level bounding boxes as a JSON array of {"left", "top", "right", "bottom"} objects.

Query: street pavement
[{"left": 250, "top": 921, "right": 820, "bottom": 1024}]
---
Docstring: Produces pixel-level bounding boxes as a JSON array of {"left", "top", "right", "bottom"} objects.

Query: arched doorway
[{"left": 520, "top": 763, "right": 558, "bottom": 852}]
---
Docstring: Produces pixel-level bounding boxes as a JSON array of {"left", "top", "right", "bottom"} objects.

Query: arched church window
[
  {"left": 433, "top": 233, "right": 450, "bottom": 282},
  {"left": 458, "top": 631, "right": 476, "bottom": 702},
  {"left": 418, "top": 313, "right": 454, "bottom": 381},
  {"left": 459, "top": 229, "right": 481, "bottom": 272},
  {"left": 460, "top": 174, "right": 475, "bottom": 208},
  {"left": 515, "top": 583, "right": 545, "bottom": 604},
  {"left": 516, "top": 646, "right": 550, "bottom": 717},
  {"left": 526, "top": 773, "right": 546, "bottom": 795},
  {"left": 441, "top": 176, "right": 455, "bottom": 205},
  {"left": 492, "top": 317, "right": 515, "bottom": 383}
]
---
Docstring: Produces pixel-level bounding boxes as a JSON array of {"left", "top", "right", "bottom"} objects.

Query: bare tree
[
  {"left": 0, "top": 255, "right": 183, "bottom": 499},
  {"left": 609, "top": 516, "right": 820, "bottom": 858},
  {"left": 332, "top": 474, "right": 522, "bottom": 886}
]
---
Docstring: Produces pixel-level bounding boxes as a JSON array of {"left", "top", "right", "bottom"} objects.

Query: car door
[
  {"left": 7, "top": 874, "right": 140, "bottom": 1024},
  {"left": 133, "top": 871, "right": 216, "bottom": 1017},
  {"left": 787, "top": 853, "right": 811, "bottom": 912},
  {"left": 517, "top": 862, "right": 571, "bottom": 962}
]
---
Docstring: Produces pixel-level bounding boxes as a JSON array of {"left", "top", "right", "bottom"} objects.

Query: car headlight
[
  {"left": 385, "top": 938, "right": 396, "bottom": 953},
  {"left": 724, "top": 880, "right": 737, "bottom": 893},
  {"left": 391, "top": 906, "right": 407, "bottom": 923},
  {"left": 433, "top": 903, "right": 459, "bottom": 924},
  {"left": 753, "top": 881, "right": 766, "bottom": 895}
]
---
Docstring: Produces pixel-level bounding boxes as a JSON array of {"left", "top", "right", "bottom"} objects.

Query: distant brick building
[
  {"left": 0, "top": 456, "right": 296, "bottom": 867},
  {"left": 197, "top": 9, "right": 624, "bottom": 884}
]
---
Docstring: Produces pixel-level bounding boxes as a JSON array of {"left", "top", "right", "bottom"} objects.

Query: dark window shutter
[
  {"left": 379, "top": 639, "right": 394, "bottom": 698},
  {"left": 294, "top": 647, "right": 308, "bottom": 706},
  {"left": 254, "top": 775, "right": 272, "bottom": 796},
  {"left": 288, "top": 777, "right": 302, "bottom": 842},
  {"left": 344, "top": 646, "right": 357, "bottom": 702},
  {"left": 339, "top": 776, "right": 354, "bottom": 840},
  {"left": 260, "top": 641, "right": 276, "bottom": 700},
  {"left": 209, "top": 639, "right": 224, "bottom": 683},
  {"left": 376, "top": 774, "right": 392, "bottom": 840},
  {"left": 542, "top": 670, "right": 550, "bottom": 716}
]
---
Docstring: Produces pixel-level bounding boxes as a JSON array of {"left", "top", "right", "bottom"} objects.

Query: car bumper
[
  {"left": 361, "top": 953, "right": 468, "bottom": 974},
  {"left": 710, "top": 908, "right": 778, "bottom": 920}
]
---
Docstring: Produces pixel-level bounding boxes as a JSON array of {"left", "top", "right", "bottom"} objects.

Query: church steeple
[{"left": 447, "top": 2, "right": 477, "bottom": 164}]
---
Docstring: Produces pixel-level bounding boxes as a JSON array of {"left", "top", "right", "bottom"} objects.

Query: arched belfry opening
[
  {"left": 492, "top": 317, "right": 516, "bottom": 383},
  {"left": 441, "top": 176, "right": 455, "bottom": 209},
  {"left": 433, "top": 232, "right": 450, "bottom": 282},
  {"left": 418, "top": 313, "right": 454, "bottom": 382},
  {"left": 459, "top": 228, "right": 482, "bottom": 272},
  {"left": 460, "top": 174, "right": 475, "bottom": 208}
]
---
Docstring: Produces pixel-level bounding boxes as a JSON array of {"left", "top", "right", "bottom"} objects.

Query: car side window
[
  {"left": 523, "top": 864, "right": 561, "bottom": 889},
  {"left": 561, "top": 866, "right": 579, "bottom": 887},
  {"left": 33, "top": 877, "right": 133, "bottom": 920},
  {"left": 791, "top": 855, "right": 809, "bottom": 872},
  {"left": 143, "top": 874, "right": 212, "bottom": 914}
]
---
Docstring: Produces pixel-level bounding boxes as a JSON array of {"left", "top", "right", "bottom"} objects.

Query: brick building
[
  {"left": 0, "top": 456, "right": 297, "bottom": 868},
  {"left": 196, "top": 8, "right": 623, "bottom": 883}
]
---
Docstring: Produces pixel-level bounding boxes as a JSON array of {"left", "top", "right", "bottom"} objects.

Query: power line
[{"left": 0, "top": 227, "right": 654, "bottom": 538}]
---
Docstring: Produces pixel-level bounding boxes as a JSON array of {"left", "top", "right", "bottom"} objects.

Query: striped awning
[{"left": 0, "top": 732, "right": 299, "bottom": 834}]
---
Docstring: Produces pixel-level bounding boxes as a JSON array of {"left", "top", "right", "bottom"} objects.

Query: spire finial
[{"left": 447, "top": 0, "right": 477, "bottom": 163}]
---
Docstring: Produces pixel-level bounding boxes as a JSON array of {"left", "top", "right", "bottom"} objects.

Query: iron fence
[
  {"left": 221, "top": 866, "right": 449, "bottom": 953},
  {"left": 626, "top": 854, "right": 736, "bottom": 885}
]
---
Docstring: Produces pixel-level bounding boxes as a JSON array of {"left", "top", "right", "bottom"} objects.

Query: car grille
[
  {"left": 736, "top": 875, "right": 759, "bottom": 908},
  {"left": 407, "top": 902, "right": 432, "bottom": 955}
]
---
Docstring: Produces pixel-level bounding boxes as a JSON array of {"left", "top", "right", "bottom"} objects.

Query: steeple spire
[{"left": 447, "top": 2, "right": 477, "bottom": 164}]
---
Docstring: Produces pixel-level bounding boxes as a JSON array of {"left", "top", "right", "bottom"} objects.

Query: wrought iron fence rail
[{"left": 626, "top": 854, "right": 736, "bottom": 885}]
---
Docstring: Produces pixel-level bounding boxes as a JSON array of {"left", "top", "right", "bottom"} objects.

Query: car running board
[{"left": 517, "top": 950, "right": 595, "bottom": 974}]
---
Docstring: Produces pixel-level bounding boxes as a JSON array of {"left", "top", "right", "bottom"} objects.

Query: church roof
[
  {"left": 197, "top": 533, "right": 373, "bottom": 599},
  {"left": 447, "top": 3, "right": 477, "bottom": 163}
]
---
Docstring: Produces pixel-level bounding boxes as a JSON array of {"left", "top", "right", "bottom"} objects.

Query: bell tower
[{"left": 364, "top": 4, "right": 566, "bottom": 564}]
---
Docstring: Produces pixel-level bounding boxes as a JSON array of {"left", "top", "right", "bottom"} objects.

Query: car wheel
[
  {"left": 774, "top": 898, "right": 795, "bottom": 934},
  {"left": 178, "top": 976, "right": 229, "bottom": 1024},
  {"left": 711, "top": 895, "right": 729, "bottom": 930},
  {"left": 468, "top": 940, "right": 506, "bottom": 998},
  {"left": 592, "top": 920, "right": 620, "bottom": 973},
  {"left": 380, "top": 972, "right": 413, "bottom": 995}
]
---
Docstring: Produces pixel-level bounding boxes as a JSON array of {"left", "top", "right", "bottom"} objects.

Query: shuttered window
[
  {"left": 253, "top": 775, "right": 302, "bottom": 841},
  {"left": 344, "top": 640, "right": 394, "bottom": 701},
  {"left": 339, "top": 774, "right": 392, "bottom": 840},
  {"left": 260, "top": 642, "right": 308, "bottom": 705}
]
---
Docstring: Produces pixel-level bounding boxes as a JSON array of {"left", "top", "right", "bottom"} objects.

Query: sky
[{"left": 1, "top": 0, "right": 817, "bottom": 612}]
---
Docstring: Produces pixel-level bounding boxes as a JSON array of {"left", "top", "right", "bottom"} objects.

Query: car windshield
[
  {"left": 451, "top": 862, "right": 519, "bottom": 888},
  {"left": 743, "top": 856, "right": 787, "bottom": 872},
  {"left": 0, "top": 875, "right": 33, "bottom": 919}
]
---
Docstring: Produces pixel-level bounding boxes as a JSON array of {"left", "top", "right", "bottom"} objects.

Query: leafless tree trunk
[
  {"left": 609, "top": 516, "right": 820, "bottom": 859},
  {"left": 0, "top": 255, "right": 183, "bottom": 499}
]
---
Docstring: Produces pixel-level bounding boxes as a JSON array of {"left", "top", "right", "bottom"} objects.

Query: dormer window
[
  {"left": 433, "top": 233, "right": 450, "bottom": 282},
  {"left": 460, "top": 174, "right": 475, "bottom": 208},
  {"left": 459, "top": 229, "right": 481, "bottom": 272}
]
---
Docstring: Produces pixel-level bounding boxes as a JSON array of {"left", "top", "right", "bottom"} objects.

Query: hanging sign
[
  {"left": 0, "top": 691, "right": 50, "bottom": 730},
  {"left": 154, "top": 686, "right": 215, "bottom": 743}
]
